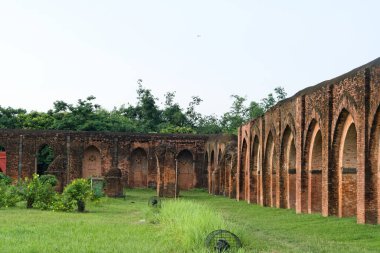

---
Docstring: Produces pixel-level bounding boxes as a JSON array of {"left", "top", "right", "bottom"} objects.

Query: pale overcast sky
[{"left": 0, "top": 1, "right": 379, "bottom": 116}]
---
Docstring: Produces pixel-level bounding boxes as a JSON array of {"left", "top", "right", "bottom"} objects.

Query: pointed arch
[
  {"left": 210, "top": 150, "right": 215, "bottom": 193},
  {"left": 304, "top": 119, "right": 323, "bottom": 213},
  {"left": 250, "top": 135, "right": 260, "bottom": 204},
  {"left": 37, "top": 144, "right": 55, "bottom": 176},
  {"left": 263, "top": 131, "right": 275, "bottom": 206},
  {"left": 367, "top": 105, "right": 380, "bottom": 223},
  {"left": 131, "top": 147, "right": 148, "bottom": 188},
  {"left": 280, "top": 126, "right": 296, "bottom": 209},
  {"left": 330, "top": 109, "right": 358, "bottom": 218},
  {"left": 177, "top": 149, "right": 194, "bottom": 190},
  {"left": 239, "top": 139, "right": 248, "bottom": 200},
  {"left": 203, "top": 151, "right": 209, "bottom": 188},
  {"left": 82, "top": 145, "right": 101, "bottom": 178}
]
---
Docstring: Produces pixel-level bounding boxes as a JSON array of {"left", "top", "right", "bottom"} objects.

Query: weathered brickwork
[
  {"left": 206, "top": 58, "right": 380, "bottom": 224},
  {"left": 0, "top": 130, "right": 207, "bottom": 197}
]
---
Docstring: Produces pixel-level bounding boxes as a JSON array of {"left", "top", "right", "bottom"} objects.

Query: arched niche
[
  {"left": 37, "top": 144, "right": 55, "bottom": 175},
  {"left": 240, "top": 140, "right": 248, "bottom": 200},
  {"left": 82, "top": 145, "right": 102, "bottom": 178},
  {"left": 264, "top": 132, "right": 274, "bottom": 207},
  {"left": 367, "top": 106, "right": 380, "bottom": 224},
  {"left": 177, "top": 149, "right": 194, "bottom": 190},
  {"left": 203, "top": 151, "right": 209, "bottom": 188},
  {"left": 330, "top": 109, "right": 358, "bottom": 218},
  {"left": 131, "top": 148, "right": 148, "bottom": 188},
  {"left": 250, "top": 136, "right": 260, "bottom": 204},
  {"left": 210, "top": 150, "right": 215, "bottom": 193},
  {"left": 308, "top": 125, "right": 323, "bottom": 213}
]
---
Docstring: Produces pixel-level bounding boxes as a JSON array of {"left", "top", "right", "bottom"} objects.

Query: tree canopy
[{"left": 0, "top": 81, "right": 287, "bottom": 135}]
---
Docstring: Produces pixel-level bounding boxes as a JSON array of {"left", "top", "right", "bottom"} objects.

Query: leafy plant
[
  {"left": 0, "top": 181, "right": 21, "bottom": 207},
  {"left": 19, "top": 173, "right": 57, "bottom": 209},
  {"left": 63, "top": 179, "right": 92, "bottom": 212},
  {"left": 0, "top": 172, "right": 12, "bottom": 185}
]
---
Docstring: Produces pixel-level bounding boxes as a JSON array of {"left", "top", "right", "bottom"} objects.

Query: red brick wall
[{"left": 207, "top": 58, "right": 380, "bottom": 224}]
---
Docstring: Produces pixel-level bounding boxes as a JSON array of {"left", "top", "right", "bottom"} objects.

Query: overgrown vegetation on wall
[{"left": 0, "top": 81, "right": 286, "bottom": 134}]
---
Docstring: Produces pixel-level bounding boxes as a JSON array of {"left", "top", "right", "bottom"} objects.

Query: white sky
[{"left": 0, "top": 0, "right": 379, "bottom": 116}]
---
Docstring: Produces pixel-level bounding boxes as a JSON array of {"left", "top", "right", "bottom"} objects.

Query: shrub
[
  {"left": 0, "top": 181, "right": 21, "bottom": 207},
  {"left": 0, "top": 172, "right": 12, "bottom": 185},
  {"left": 51, "top": 194, "right": 75, "bottom": 212},
  {"left": 39, "top": 174, "right": 58, "bottom": 187},
  {"left": 63, "top": 179, "right": 92, "bottom": 212},
  {"left": 19, "top": 174, "right": 57, "bottom": 209}
]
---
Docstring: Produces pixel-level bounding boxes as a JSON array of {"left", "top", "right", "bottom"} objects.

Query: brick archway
[
  {"left": 177, "top": 149, "right": 194, "bottom": 190},
  {"left": 131, "top": 148, "right": 148, "bottom": 188},
  {"left": 250, "top": 135, "right": 260, "bottom": 204},
  {"left": 82, "top": 145, "right": 101, "bottom": 178},
  {"left": 367, "top": 106, "right": 380, "bottom": 223},
  {"left": 239, "top": 139, "right": 248, "bottom": 200},
  {"left": 331, "top": 109, "right": 357, "bottom": 218},
  {"left": 308, "top": 123, "right": 323, "bottom": 213},
  {"left": 264, "top": 132, "right": 275, "bottom": 207}
]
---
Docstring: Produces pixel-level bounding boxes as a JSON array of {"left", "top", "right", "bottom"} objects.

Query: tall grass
[{"left": 156, "top": 199, "right": 227, "bottom": 252}]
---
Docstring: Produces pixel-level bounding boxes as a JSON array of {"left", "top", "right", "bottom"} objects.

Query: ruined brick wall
[
  {"left": 207, "top": 57, "right": 380, "bottom": 225},
  {"left": 0, "top": 130, "right": 207, "bottom": 197}
]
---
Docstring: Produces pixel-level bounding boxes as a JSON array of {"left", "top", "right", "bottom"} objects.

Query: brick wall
[{"left": 207, "top": 57, "right": 380, "bottom": 224}]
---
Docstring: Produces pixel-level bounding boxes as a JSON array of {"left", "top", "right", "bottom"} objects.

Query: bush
[
  {"left": 0, "top": 172, "right": 12, "bottom": 185},
  {"left": 63, "top": 179, "right": 92, "bottom": 212},
  {"left": 39, "top": 174, "right": 58, "bottom": 187},
  {"left": 51, "top": 194, "right": 75, "bottom": 212},
  {"left": 0, "top": 182, "right": 21, "bottom": 207},
  {"left": 19, "top": 174, "right": 57, "bottom": 209}
]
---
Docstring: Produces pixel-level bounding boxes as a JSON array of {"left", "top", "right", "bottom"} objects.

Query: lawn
[{"left": 0, "top": 189, "right": 379, "bottom": 253}]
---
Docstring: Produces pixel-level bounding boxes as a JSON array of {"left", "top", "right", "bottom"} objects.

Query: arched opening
[
  {"left": 288, "top": 137, "right": 296, "bottom": 210},
  {"left": 240, "top": 140, "right": 247, "bottom": 200},
  {"left": 309, "top": 127, "right": 323, "bottom": 213},
  {"left": 340, "top": 122, "right": 357, "bottom": 217},
  {"left": 0, "top": 145, "right": 6, "bottom": 173},
  {"left": 263, "top": 132, "right": 274, "bottom": 207},
  {"left": 210, "top": 151, "right": 215, "bottom": 193},
  {"left": 216, "top": 149, "right": 222, "bottom": 195},
  {"left": 177, "top": 149, "right": 194, "bottom": 190},
  {"left": 219, "top": 152, "right": 226, "bottom": 195},
  {"left": 367, "top": 106, "right": 380, "bottom": 224},
  {"left": 203, "top": 151, "right": 208, "bottom": 188},
  {"left": 225, "top": 154, "right": 231, "bottom": 197},
  {"left": 82, "top": 145, "right": 101, "bottom": 178},
  {"left": 330, "top": 110, "right": 357, "bottom": 218},
  {"left": 250, "top": 136, "right": 260, "bottom": 204},
  {"left": 271, "top": 138, "right": 278, "bottom": 207},
  {"left": 231, "top": 154, "right": 237, "bottom": 198},
  {"left": 37, "top": 144, "right": 55, "bottom": 175},
  {"left": 280, "top": 126, "right": 296, "bottom": 209},
  {"left": 280, "top": 127, "right": 291, "bottom": 208},
  {"left": 131, "top": 148, "right": 148, "bottom": 188}
]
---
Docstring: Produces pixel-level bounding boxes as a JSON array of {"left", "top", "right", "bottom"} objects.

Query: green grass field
[{"left": 1, "top": 189, "right": 380, "bottom": 253}]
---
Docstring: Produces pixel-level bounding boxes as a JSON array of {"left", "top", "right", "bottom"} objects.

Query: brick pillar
[
  {"left": 296, "top": 96, "right": 305, "bottom": 214},
  {"left": 66, "top": 135, "right": 71, "bottom": 185},
  {"left": 18, "top": 135, "right": 23, "bottom": 182},
  {"left": 236, "top": 127, "right": 242, "bottom": 201},
  {"left": 260, "top": 118, "right": 265, "bottom": 206},
  {"left": 356, "top": 119, "right": 366, "bottom": 224},
  {"left": 323, "top": 85, "right": 333, "bottom": 217},
  {"left": 246, "top": 130, "right": 251, "bottom": 203}
]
